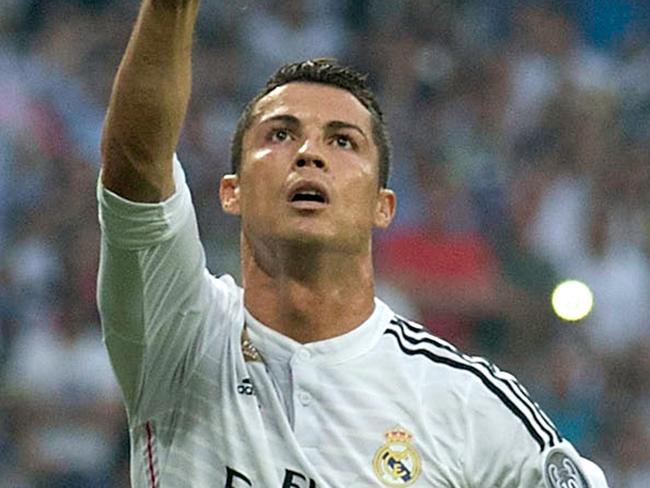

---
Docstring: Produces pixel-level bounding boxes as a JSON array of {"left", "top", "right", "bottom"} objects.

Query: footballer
[{"left": 98, "top": 1, "right": 609, "bottom": 487}]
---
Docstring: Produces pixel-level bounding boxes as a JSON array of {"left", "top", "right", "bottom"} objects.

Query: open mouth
[
  {"left": 288, "top": 181, "right": 330, "bottom": 206},
  {"left": 290, "top": 190, "right": 327, "bottom": 204}
]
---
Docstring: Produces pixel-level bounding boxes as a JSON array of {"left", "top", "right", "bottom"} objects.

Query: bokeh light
[{"left": 551, "top": 280, "right": 594, "bottom": 322}]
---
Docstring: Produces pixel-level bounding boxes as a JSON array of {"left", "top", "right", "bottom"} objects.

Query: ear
[
  {"left": 220, "top": 174, "right": 241, "bottom": 215},
  {"left": 374, "top": 188, "right": 396, "bottom": 229}
]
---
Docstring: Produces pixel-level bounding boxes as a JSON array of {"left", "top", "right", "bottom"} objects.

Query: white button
[
  {"left": 297, "top": 349, "right": 311, "bottom": 361},
  {"left": 297, "top": 391, "right": 312, "bottom": 405}
]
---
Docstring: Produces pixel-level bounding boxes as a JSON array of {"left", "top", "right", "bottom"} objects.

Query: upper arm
[
  {"left": 100, "top": 55, "right": 183, "bottom": 203},
  {"left": 100, "top": 117, "right": 176, "bottom": 202},
  {"left": 99, "top": 0, "right": 198, "bottom": 203}
]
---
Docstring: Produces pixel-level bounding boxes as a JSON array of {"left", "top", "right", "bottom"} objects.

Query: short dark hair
[{"left": 230, "top": 58, "right": 392, "bottom": 188}]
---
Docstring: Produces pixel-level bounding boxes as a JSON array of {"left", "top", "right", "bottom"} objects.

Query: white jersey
[{"left": 97, "top": 158, "right": 608, "bottom": 488}]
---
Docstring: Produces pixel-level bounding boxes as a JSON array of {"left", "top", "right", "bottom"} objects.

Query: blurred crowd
[{"left": 1, "top": 0, "right": 649, "bottom": 486}]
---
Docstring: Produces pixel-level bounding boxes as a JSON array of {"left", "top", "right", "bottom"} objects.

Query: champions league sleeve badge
[
  {"left": 544, "top": 448, "right": 590, "bottom": 488},
  {"left": 373, "top": 427, "right": 422, "bottom": 487}
]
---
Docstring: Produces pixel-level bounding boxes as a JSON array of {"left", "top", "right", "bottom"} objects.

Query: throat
[
  {"left": 244, "top": 272, "right": 375, "bottom": 344},
  {"left": 241, "top": 233, "right": 376, "bottom": 343}
]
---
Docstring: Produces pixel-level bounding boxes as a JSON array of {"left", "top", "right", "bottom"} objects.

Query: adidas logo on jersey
[{"left": 237, "top": 378, "right": 255, "bottom": 396}]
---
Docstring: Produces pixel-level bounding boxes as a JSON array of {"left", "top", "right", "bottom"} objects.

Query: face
[{"left": 220, "top": 82, "right": 395, "bottom": 253}]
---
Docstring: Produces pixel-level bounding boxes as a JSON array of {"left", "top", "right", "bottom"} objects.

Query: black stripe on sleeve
[
  {"left": 385, "top": 320, "right": 560, "bottom": 452},
  {"left": 390, "top": 316, "right": 562, "bottom": 447}
]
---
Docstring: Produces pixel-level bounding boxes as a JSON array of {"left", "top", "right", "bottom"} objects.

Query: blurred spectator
[
  {"left": 534, "top": 339, "right": 605, "bottom": 454},
  {"left": 239, "top": 0, "right": 349, "bottom": 91},
  {"left": 376, "top": 153, "right": 502, "bottom": 348},
  {"left": 3, "top": 291, "right": 122, "bottom": 488}
]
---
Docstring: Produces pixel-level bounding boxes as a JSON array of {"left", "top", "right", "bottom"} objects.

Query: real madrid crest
[{"left": 373, "top": 427, "right": 422, "bottom": 486}]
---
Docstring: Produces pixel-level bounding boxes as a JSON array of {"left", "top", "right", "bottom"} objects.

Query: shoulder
[
  {"left": 382, "top": 314, "right": 494, "bottom": 388},
  {"left": 379, "top": 313, "right": 609, "bottom": 487},
  {"left": 381, "top": 314, "right": 561, "bottom": 452},
  {"left": 381, "top": 314, "right": 472, "bottom": 384}
]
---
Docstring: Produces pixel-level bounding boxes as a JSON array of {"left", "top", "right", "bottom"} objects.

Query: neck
[{"left": 241, "top": 236, "right": 376, "bottom": 344}]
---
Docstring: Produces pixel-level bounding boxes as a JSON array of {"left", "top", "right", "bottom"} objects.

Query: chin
[
  {"left": 281, "top": 229, "right": 333, "bottom": 249},
  {"left": 246, "top": 219, "right": 365, "bottom": 253},
  {"left": 284, "top": 228, "right": 369, "bottom": 255}
]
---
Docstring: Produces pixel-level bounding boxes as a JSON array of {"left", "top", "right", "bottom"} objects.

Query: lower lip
[{"left": 288, "top": 200, "right": 329, "bottom": 210}]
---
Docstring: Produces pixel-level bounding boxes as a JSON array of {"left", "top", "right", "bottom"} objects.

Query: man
[{"left": 97, "top": 1, "right": 609, "bottom": 486}]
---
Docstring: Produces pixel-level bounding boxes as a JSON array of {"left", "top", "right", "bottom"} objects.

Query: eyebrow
[
  {"left": 259, "top": 114, "right": 368, "bottom": 141},
  {"left": 259, "top": 114, "right": 300, "bottom": 128},
  {"left": 325, "top": 120, "right": 368, "bottom": 141}
]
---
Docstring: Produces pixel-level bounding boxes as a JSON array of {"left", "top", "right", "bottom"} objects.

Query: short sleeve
[
  {"left": 97, "top": 155, "right": 241, "bottom": 423},
  {"left": 97, "top": 154, "right": 192, "bottom": 249}
]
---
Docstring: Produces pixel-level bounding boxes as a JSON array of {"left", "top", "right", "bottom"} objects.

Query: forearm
[{"left": 101, "top": 0, "right": 201, "bottom": 202}]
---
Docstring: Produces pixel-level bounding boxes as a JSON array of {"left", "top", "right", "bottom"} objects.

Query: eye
[
  {"left": 333, "top": 134, "right": 355, "bottom": 150},
  {"left": 270, "top": 128, "right": 291, "bottom": 142}
]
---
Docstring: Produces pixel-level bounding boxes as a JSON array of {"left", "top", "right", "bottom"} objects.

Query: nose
[{"left": 294, "top": 138, "right": 327, "bottom": 170}]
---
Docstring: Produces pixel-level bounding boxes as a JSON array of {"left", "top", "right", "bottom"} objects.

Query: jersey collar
[{"left": 243, "top": 298, "right": 389, "bottom": 366}]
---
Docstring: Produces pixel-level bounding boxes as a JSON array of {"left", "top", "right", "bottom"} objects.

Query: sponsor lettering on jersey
[
  {"left": 225, "top": 466, "right": 252, "bottom": 486},
  {"left": 544, "top": 448, "right": 589, "bottom": 488},
  {"left": 373, "top": 427, "right": 421, "bottom": 487},
  {"left": 224, "top": 467, "right": 317, "bottom": 487}
]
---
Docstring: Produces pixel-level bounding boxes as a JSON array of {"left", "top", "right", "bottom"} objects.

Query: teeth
[{"left": 292, "top": 189, "right": 325, "bottom": 202}]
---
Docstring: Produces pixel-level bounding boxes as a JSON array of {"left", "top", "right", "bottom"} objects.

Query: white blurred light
[{"left": 551, "top": 280, "right": 594, "bottom": 322}]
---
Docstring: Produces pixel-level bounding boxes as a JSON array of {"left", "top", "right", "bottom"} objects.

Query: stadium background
[{"left": 1, "top": 0, "right": 649, "bottom": 486}]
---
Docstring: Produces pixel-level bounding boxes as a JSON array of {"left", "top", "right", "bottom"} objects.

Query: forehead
[{"left": 251, "top": 82, "right": 372, "bottom": 130}]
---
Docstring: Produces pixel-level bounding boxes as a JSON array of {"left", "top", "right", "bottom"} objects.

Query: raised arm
[{"left": 101, "top": 0, "right": 201, "bottom": 202}]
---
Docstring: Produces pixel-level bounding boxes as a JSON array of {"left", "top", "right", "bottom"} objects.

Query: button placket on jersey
[
  {"left": 293, "top": 348, "right": 312, "bottom": 406},
  {"left": 291, "top": 347, "right": 319, "bottom": 446}
]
